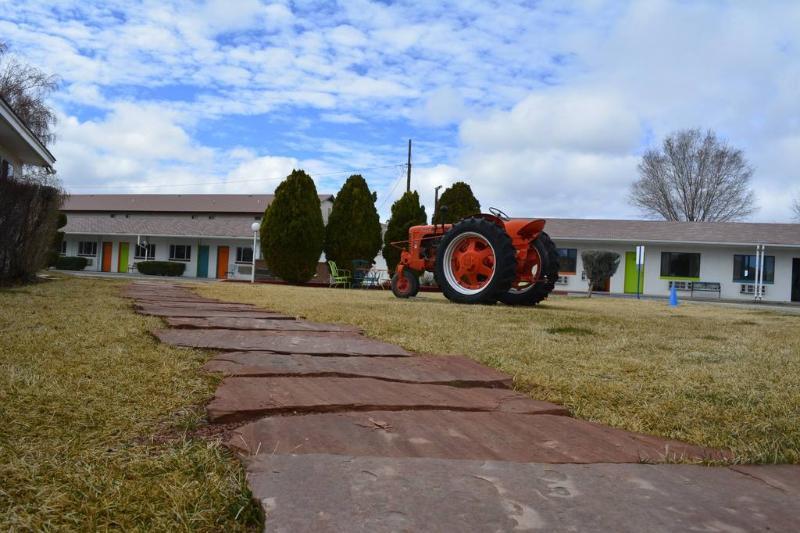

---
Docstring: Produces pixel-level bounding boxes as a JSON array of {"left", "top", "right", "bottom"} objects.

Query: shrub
[
  {"left": 260, "top": 169, "right": 325, "bottom": 283},
  {"left": 581, "top": 250, "right": 620, "bottom": 297},
  {"left": 55, "top": 256, "right": 88, "bottom": 270},
  {"left": 137, "top": 261, "right": 186, "bottom": 276},
  {"left": 325, "top": 175, "right": 382, "bottom": 269},
  {"left": 382, "top": 191, "right": 427, "bottom": 274},
  {"left": 432, "top": 181, "right": 481, "bottom": 224},
  {"left": 48, "top": 212, "right": 67, "bottom": 267},
  {"left": 0, "top": 179, "right": 62, "bottom": 283}
]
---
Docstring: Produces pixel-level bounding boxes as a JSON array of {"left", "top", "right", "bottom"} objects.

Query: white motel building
[
  {"left": 61, "top": 194, "right": 333, "bottom": 281},
  {"left": 60, "top": 194, "right": 800, "bottom": 303}
]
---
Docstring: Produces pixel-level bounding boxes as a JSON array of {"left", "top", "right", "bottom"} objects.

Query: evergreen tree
[
  {"left": 432, "top": 181, "right": 481, "bottom": 224},
  {"left": 382, "top": 191, "right": 427, "bottom": 273},
  {"left": 260, "top": 169, "right": 325, "bottom": 283},
  {"left": 48, "top": 212, "right": 67, "bottom": 266},
  {"left": 325, "top": 174, "right": 382, "bottom": 269}
]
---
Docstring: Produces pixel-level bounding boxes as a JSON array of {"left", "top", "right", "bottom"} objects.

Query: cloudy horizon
[{"left": 3, "top": 0, "right": 799, "bottom": 222}]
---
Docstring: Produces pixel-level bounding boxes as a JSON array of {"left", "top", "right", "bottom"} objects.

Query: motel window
[
  {"left": 660, "top": 252, "right": 700, "bottom": 278},
  {"left": 733, "top": 254, "right": 774, "bottom": 284},
  {"left": 169, "top": 244, "right": 191, "bottom": 262},
  {"left": 59, "top": 241, "right": 67, "bottom": 255},
  {"left": 78, "top": 241, "right": 97, "bottom": 257},
  {"left": 556, "top": 248, "right": 577, "bottom": 273},
  {"left": 236, "top": 246, "right": 253, "bottom": 264},
  {"left": 135, "top": 243, "right": 156, "bottom": 259}
]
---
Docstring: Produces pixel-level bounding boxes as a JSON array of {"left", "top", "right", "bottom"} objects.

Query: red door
[
  {"left": 216, "top": 246, "right": 229, "bottom": 279},
  {"left": 101, "top": 242, "right": 113, "bottom": 272}
]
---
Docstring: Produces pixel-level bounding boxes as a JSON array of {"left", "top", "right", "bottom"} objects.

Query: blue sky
[{"left": 2, "top": 0, "right": 799, "bottom": 221}]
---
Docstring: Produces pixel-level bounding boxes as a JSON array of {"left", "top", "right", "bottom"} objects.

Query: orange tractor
[{"left": 390, "top": 207, "right": 560, "bottom": 305}]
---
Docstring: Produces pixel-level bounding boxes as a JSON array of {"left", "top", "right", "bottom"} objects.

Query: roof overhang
[
  {"left": 0, "top": 97, "right": 55, "bottom": 168},
  {"left": 551, "top": 236, "right": 800, "bottom": 249}
]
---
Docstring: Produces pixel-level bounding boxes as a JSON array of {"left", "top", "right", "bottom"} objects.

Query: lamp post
[{"left": 250, "top": 222, "right": 260, "bottom": 284}]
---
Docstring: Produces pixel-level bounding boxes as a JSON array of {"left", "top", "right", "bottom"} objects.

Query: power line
[{"left": 376, "top": 166, "right": 407, "bottom": 212}]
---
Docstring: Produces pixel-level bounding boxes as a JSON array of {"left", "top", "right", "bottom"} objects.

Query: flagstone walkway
[{"left": 126, "top": 281, "right": 799, "bottom": 532}]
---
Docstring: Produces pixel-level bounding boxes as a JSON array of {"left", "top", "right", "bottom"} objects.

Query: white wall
[
  {"left": 553, "top": 239, "right": 800, "bottom": 303},
  {"left": 62, "top": 235, "right": 255, "bottom": 279}
]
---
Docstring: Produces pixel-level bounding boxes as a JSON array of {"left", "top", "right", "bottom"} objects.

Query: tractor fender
[
  {"left": 471, "top": 213, "right": 506, "bottom": 227},
  {"left": 516, "top": 218, "right": 546, "bottom": 240}
]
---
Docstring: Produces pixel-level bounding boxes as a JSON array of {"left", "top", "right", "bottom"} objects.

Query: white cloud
[{"left": 3, "top": 0, "right": 800, "bottom": 222}]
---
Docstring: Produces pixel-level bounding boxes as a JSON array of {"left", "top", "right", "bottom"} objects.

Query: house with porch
[
  {"left": 546, "top": 218, "right": 800, "bottom": 304},
  {"left": 60, "top": 194, "right": 334, "bottom": 280},
  {"left": 0, "top": 95, "right": 55, "bottom": 175}
]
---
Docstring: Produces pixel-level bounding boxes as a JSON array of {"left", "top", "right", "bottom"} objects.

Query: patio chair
[
  {"left": 361, "top": 268, "right": 385, "bottom": 289},
  {"left": 351, "top": 259, "right": 371, "bottom": 287},
  {"left": 328, "top": 260, "right": 351, "bottom": 288}
]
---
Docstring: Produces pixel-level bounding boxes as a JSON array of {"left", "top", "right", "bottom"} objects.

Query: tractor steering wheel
[{"left": 488, "top": 207, "right": 510, "bottom": 221}]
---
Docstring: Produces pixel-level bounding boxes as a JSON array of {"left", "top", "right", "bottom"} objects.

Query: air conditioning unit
[
  {"left": 84, "top": 258, "right": 94, "bottom": 266},
  {"left": 741, "top": 284, "right": 766, "bottom": 296},
  {"left": 237, "top": 264, "right": 252, "bottom": 276},
  {"left": 556, "top": 276, "right": 569, "bottom": 285}
]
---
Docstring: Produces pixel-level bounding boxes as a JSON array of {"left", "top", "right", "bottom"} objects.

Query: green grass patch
[
  {"left": 197, "top": 283, "right": 800, "bottom": 464},
  {"left": 546, "top": 326, "right": 596, "bottom": 336},
  {"left": 0, "top": 277, "right": 260, "bottom": 531}
]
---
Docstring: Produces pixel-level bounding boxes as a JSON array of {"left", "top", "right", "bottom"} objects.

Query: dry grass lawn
[
  {"left": 198, "top": 282, "right": 800, "bottom": 464},
  {"left": 0, "top": 277, "right": 260, "bottom": 531}
]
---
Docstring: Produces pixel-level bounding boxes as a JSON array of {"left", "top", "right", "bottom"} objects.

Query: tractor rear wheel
[
  {"left": 391, "top": 269, "right": 420, "bottom": 298},
  {"left": 498, "top": 232, "right": 560, "bottom": 306},
  {"left": 434, "top": 217, "right": 517, "bottom": 304}
]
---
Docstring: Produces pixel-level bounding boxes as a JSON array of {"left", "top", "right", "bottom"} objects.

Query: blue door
[{"left": 197, "top": 245, "right": 209, "bottom": 278}]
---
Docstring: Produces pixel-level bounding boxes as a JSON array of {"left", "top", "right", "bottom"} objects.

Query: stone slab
[
  {"left": 135, "top": 301, "right": 259, "bottom": 311},
  {"left": 136, "top": 306, "right": 292, "bottom": 319},
  {"left": 245, "top": 455, "right": 800, "bottom": 532},
  {"left": 229, "top": 411, "right": 727, "bottom": 463},
  {"left": 154, "top": 329, "right": 411, "bottom": 356},
  {"left": 167, "top": 316, "right": 358, "bottom": 333},
  {"left": 206, "top": 377, "right": 569, "bottom": 423},
  {"left": 730, "top": 464, "right": 800, "bottom": 493},
  {"left": 132, "top": 296, "right": 224, "bottom": 305},
  {"left": 205, "top": 352, "right": 512, "bottom": 387}
]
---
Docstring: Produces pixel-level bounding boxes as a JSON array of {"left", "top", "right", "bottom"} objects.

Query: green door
[
  {"left": 197, "top": 245, "right": 209, "bottom": 278},
  {"left": 624, "top": 251, "right": 644, "bottom": 294},
  {"left": 118, "top": 242, "right": 129, "bottom": 273}
]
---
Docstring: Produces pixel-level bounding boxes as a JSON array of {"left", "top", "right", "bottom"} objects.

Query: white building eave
[
  {"left": 66, "top": 231, "right": 253, "bottom": 240},
  {"left": 0, "top": 97, "right": 56, "bottom": 167},
  {"left": 551, "top": 236, "right": 800, "bottom": 249}
]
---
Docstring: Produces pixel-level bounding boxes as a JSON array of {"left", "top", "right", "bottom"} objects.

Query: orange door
[
  {"left": 216, "top": 246, "right": 229, "bottom": 279},
  {"left": 101, "top": 242, "right": 113, "bottom": 272}
]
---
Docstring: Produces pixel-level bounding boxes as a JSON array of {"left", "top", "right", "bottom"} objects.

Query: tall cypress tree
[
  {"left": 325, "top": 175, "right": 382, "bottom": 269},
  {"left": 260, "top": 169, "right": 325, "bottom": 283},
  {"left": 382, "top": 191, "right": 427, "bottom": 273},
  {"left": 432, "top": 181, "right": 481, "bottom": 224}
]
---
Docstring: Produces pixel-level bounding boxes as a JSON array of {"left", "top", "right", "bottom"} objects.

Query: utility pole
[
  {"left": 406, "top": 139, "right": 412, "bottom": 192},
  {"left": 434, "top": 185, "right": 442, "bottom": 224}
]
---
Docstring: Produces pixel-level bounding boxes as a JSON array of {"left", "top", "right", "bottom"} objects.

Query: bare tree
[
  {"left": 630, "top": 129, "right": 756, "bottom": 222},
  {"left": 793, "top": 195, "right": 800, "bottom": 222},
  {"left": 0, "top": 42, "right": 59, "bottom": 146}
]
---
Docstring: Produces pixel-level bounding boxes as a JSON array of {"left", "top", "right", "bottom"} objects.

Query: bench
[{"left": 690, "top": 281, "right": 721, "bottom": 299}]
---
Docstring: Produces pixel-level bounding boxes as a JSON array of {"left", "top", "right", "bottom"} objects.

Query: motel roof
[
  {"left": 545, "top": 218, "right": 800, "bottom": 247},
  {"left": 62, "top": 194, "right": 334, "bottom": 214},
  {"left": 60, "top": 194, "right": 800, "bottom": 246}
]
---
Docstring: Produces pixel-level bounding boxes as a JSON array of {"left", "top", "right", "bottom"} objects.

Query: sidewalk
[{"left": 126, "top": 280, "right": 799, "bottom": 531}]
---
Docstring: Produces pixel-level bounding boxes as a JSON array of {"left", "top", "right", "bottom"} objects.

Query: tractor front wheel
[
  {"left": 434, "top": 217, "right": 517, "bottom": 304},
  {"left": 391, "top": 269, "right": 420, "bottom": 298}
]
